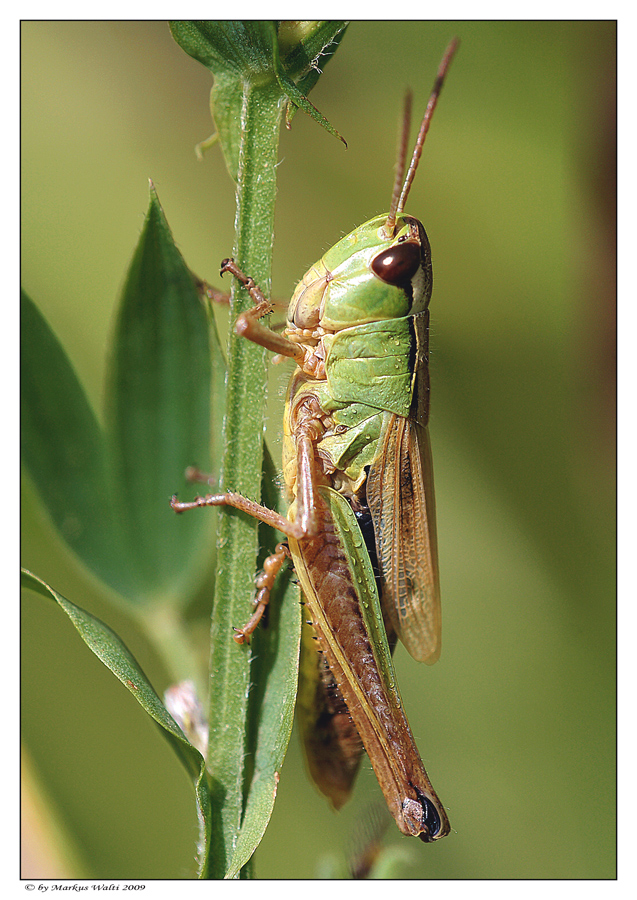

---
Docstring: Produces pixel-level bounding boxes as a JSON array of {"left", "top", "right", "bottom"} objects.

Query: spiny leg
[
  {"left": 170, "top": 409, "right": 324, "bottom": 643},
  {"left": 192, "top": 269, "right": 287, "bottom": 322},
  {"left": 220, "top": 258, "right": 305, "bottom": 363},
  {"left": 170, "top": 490, "right": 304, "bottom": 539},
  {"left": 233, "top": 543, "right": 290, "bottom": 644},
  {"left": 173, "top": 480, "right": 292, "bottom": 640},
  {"left": 171, "top": 491, "right": 302, "bottom": 642}
]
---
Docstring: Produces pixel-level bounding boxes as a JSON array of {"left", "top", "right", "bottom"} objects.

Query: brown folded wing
[{"left": 367, "top": 414, "right": 441, "bottom": 663}]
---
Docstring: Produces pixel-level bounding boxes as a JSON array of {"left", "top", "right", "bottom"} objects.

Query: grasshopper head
[
  {"left": 287, "top": 39, "right": 457, "bottom": 338},
  {"left": 368, "top": 213, "right": 433, "bottom": 314},
  {"left": 287, "top": 213, "right": 432, "bottom": 334}
]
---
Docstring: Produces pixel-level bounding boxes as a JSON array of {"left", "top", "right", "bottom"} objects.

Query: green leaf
[
  {"left": 20, "top": 290, "right": 136, "bottom": 597},
  {"left": 105, "top": 184, "right": 213, "bottom": 604},
  {"left": 169, "top": 20, "right": 279, "bottom": 77},
  {"left": 22, "top": 186, "right": 217, "bottom": 609},
  {"left": 21, "top": 568, "right": 213, "bottom": 874},
  {"left": 224, "top": 576, "right": 301, "bottom": 879},
  {"left": 269, "top": 24, "right": 348, "bottom": 148},
  {"left": 224, "top": 452, "right": 302, "bottom": 877},
  {"left": 281, "top": 22, "right": 348, "bottom": 128},
  {"left": 167, "top": 20, "right": 349, "bottom": 876},
  {"left": 169, "top": 21, "right": 347, "bottom": 179}
]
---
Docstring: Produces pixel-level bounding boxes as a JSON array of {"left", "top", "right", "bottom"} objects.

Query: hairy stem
[{"left": 205, "top": 80, "right": 285, "bottom": 878}]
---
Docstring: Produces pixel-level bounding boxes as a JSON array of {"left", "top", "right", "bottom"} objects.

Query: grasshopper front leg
[
  {"left": 220, "top": 259, "right": 327, "bottom": 379},
  {"left": 220, "top": 258, "right": 306, "bottom": 364}
]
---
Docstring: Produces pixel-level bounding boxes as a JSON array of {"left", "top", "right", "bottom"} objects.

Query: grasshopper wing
[
  {"left": 367, "top": 414, "right": 441, "bottom": 664},
  {"left": 296, "top": 616, "right": 365, "bottom": 810}
]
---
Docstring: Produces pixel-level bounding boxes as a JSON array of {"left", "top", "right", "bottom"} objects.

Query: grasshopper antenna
[
  {"left": 383, "top": 37, "right": 459, "bottom": 236},
  {"left": 386, "top": 89, "right": 413, "bottom": 231}
]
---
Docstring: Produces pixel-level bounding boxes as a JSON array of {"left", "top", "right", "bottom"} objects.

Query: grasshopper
[{"left": 172, "top": 38, "right": 458, "bottom": 842}]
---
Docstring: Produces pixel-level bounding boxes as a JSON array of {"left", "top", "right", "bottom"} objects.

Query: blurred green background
[{"left": 21, "top": 21, "right": 616, "bottom": 879}]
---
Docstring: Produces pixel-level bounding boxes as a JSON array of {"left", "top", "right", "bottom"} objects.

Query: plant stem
[{"left": 205, "top": 80, "right": 285, "bottom": 879}]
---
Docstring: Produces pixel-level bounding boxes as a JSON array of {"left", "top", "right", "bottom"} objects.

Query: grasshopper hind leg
[{"left": 412, "top": 788, "right": 445, "bottom": 842}]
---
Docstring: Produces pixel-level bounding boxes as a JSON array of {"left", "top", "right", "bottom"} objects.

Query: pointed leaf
[
  {"left": 106, "top": 185, "right": 212, "bottom": 603},
  {"left": 280, "top": 22, "right": 348, "bottom": 128},
  {"left": 20, "top": 290, "right": 136, "bottom": 596},
  {"left": 270, "top": 28, "right": 347, "bottom": 147},
  {"left": 21, "top": 568, "right": 213, "bottom": 873}
]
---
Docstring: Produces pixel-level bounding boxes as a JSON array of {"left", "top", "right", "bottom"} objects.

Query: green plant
[
  {"left": 21, "top": 20, "right": 348, "bottom": 879},
  {"left": 21, "top": 21, "right": 617, "bottom": 881}
]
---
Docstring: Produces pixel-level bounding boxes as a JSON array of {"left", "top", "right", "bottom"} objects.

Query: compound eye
[{"left": 371, "top": 241, "right": 421, "bottom": 287}]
